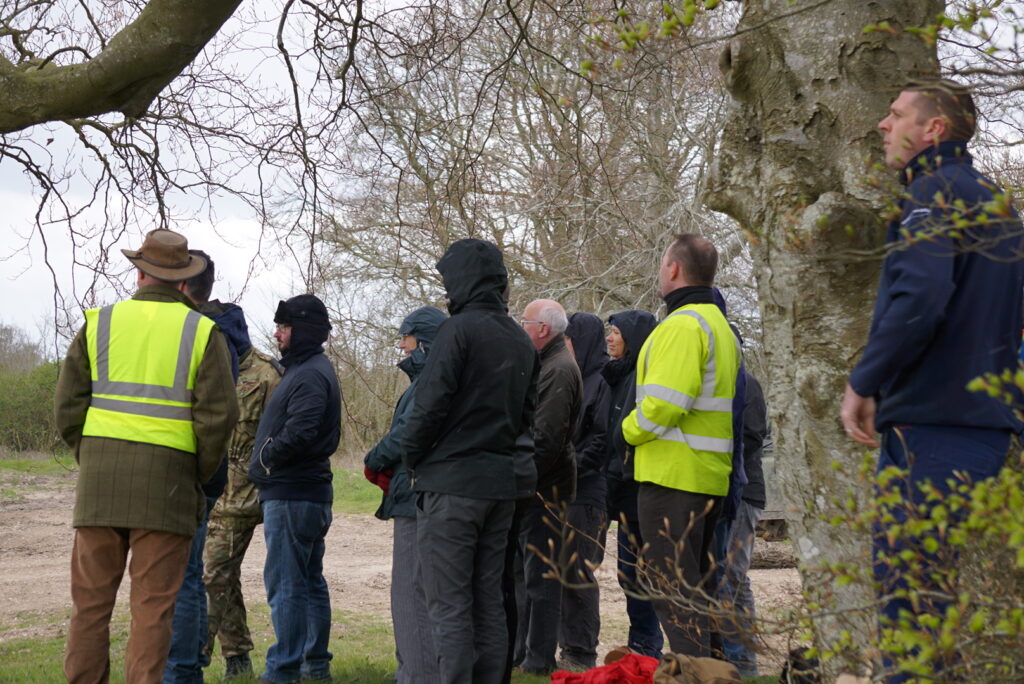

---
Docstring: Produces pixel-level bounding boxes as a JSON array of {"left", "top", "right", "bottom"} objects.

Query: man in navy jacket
[
  {"left": 841, "top": 81, "right": 1024, "bottom": 682},
  {"left": 249, "top": 294, "right": 341, "bottom": 684}
]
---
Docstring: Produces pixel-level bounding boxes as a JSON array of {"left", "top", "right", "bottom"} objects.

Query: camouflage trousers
[{"left": 202, "top": 513, "right": 260, "bottom": 659}]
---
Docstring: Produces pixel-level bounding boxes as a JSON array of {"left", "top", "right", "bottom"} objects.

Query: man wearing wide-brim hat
[{"left": 55, "top": 228, "right": 239, "bottom": 683}]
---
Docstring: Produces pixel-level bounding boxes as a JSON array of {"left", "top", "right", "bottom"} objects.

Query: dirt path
[{"left": 0, "top": 465, "right": 801, "bottom": 671}]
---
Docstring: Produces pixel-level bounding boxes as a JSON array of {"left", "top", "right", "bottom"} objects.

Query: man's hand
[{"left": 840, "top": 382, "right": 879, "bottom": 448}]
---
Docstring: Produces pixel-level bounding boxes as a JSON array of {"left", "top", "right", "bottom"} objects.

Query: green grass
[
  {"left": 0, "top": 453, "right": 77, "bottom": 478},
  {"left": 333, "top": 468, "right": 383, "bottom": 516},
  {"left": 0, "top": 601, "right": 555, "bottom": 683}
]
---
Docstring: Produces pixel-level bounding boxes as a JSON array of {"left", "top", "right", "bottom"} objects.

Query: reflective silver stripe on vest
[
  {"left": 658, "top": 427, "right": 733, "bottom": 454},
  {"left": 93, "top": 304, "right": 201, "bottom": 404},
  {"left": 636, "top": 404, "right": 673, "bottom": 437},
  {"left": 638, "top": 383, "right": 695, "bottom": 411},
  {"left": 90, "top": 397, "right": 193, "bottom": 421}
]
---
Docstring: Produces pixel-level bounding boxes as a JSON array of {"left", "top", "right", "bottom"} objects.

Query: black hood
[
  {"left": 566, "top": 312, "right": 608, "bottom": 378},
  {"left": 602, "top": 309, "right": 657, "bottom": 386},
  {"left": 275, "top": 294, "right": 331, "bottom": 367},
  {"left": 397, "top": 305, "right": 447, "bottom": 379},
  {"left": 435, "top": 239, "right": 508, "bottom": 315}
]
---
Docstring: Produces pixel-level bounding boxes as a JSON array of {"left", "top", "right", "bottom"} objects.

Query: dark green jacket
[{"left": 55, "top": 285, "right": 240, "bottom": 537}]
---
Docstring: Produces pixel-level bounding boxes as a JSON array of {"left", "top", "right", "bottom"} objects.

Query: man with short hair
[
  {"left": 841, "top": 81, "right": 1024, "bottom": 682},
  {"left": 248, "top": 294, "right": 341, "bottom": 684},
  {"left": 56, "top": 229, "right": 239, "bottom": 683},
  {"left": 401, "top": 239, "right": 539, "bottom": 684},
  {"left": 515, "top": 298, "right": 583, "bottom": 675},
  {"left": 165, "top": 249, "right": 257, "bottom": 684},
  {"left": 191, "top": 256, "right": 283, "bottom": 680},
  {"left": 622, "top": 233, "right": 740, "bottom": 658}
]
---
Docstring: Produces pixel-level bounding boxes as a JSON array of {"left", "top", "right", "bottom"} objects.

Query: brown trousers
[{"left": 65, "top": 526, "right": 192, "bottom": 684}]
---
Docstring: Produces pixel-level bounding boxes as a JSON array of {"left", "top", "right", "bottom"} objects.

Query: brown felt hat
[{"left": 121, "top": 229, "right": 207, "bottom": 282}]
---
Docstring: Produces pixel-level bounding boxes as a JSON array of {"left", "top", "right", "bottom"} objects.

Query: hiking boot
[
  {"left": 556, "top": 656, "right": 593, "bottom": 672},
  {"left": 225, "top": 653, "right": 254, "bottom": 679}
]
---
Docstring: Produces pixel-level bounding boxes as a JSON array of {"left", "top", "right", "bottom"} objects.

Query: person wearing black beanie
[{"left": 248, "top": 293, "right": 342, "bottom": 684}]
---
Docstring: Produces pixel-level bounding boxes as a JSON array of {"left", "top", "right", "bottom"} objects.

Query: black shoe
[{"left": 225, "top": 653, "right": 254, "bottom": 679}]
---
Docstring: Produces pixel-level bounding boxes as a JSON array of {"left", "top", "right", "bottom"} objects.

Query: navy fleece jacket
[{"left": 849, "top": 141, "right": 1024, "bottom": 433}]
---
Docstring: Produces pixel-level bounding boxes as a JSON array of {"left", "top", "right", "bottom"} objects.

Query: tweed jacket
[{"left": 55, "top": 285, "right": 239, "bottom": 536}]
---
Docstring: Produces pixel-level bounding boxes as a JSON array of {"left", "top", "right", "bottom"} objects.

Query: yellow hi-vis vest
[
  {"left": 622, "top": 302, "right": 741, "bottom": 496},
  {"left": 81, "top": 299, "right": 215, "bottom": 453}
]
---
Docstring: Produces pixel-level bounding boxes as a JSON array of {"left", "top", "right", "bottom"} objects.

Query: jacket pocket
[{"left": 257, "top": 437, "right": 273, "bottom": 476}]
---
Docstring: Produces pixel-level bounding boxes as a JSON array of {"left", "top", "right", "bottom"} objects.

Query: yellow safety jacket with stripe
[
  {"left": 622, "top": 302, "right": 740, "bottom": 497},
  {"left": 81, "top": 299, "right": 215, "bottom": 454}
]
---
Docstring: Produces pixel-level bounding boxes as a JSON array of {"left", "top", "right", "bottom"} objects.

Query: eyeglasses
[
  {"left": 519, "top": 319, "right": 545, "bottom": 327},
  {"left": 275, "top": 323, "right": 292, "bottom": 332}
]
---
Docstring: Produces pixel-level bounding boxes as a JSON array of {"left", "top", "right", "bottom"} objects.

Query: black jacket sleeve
[
  {"left": 534, "top": 363, "right": 578, "bottom": 481},
  {"left": 400, "top": 321, "right": 463, "bottom": 469},
  {"left": 576, "top": 380, "right": 610, "bottom": 474}
]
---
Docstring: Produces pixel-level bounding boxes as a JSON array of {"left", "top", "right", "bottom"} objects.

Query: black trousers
[
  {"left": 513, "top": 494, "right": 565, "bottom": 672},
  {"left": 558, "top": 503, "right": 607, "bottom": 667},
  {"left": 637, "top": 482, "right": 721, "bottom": 657}
]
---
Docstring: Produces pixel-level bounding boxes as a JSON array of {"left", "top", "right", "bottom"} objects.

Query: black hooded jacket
[
  {"left": 566, "top": 312, "right": 611, "bottom": 509},
  {"left": 601, "top": 309, "right": 657, "bottom": 482},
  {"left": 400, "top": 239, "right": 540, "bottom": 500},
  {"left": 248, "top": 295, "right": 341, "bottom": 503}
]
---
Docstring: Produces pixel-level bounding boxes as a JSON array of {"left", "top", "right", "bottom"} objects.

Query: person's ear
[{"left": 926, "top": 115, "right": 947, "bottom": 145}]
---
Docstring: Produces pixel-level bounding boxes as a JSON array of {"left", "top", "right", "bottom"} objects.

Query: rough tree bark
[
  {"left": 0, "top": 0, "right": 243, "bottom": 134},
  {"left": 705, "top": 0, "right": 942, "bottom": 655}
]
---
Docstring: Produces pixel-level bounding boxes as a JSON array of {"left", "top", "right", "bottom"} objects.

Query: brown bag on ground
[{"left": 652, "top": 653, "right": 742, "bottom": 684}]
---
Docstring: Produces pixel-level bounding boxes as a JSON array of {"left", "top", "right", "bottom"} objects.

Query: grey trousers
[
  {"left": 558, "top": 503, "right": 607, "bottom": 667},
  {"left": 392, "top": 515, "right": 440, "bottom": 684},
  {"left": 637, "top": 482, "right": 721, "bottom": 658},
  {"left": 418, "top": 492, "right": 514, "bottom": 684},
  {"left": 720, "top": 500, "right": 763, "bottom": 677}
]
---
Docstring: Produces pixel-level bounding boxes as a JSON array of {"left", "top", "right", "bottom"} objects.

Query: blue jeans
[
  {"left": 164, "top": 496, "right": 217, "bottom": 684},
  {"left": 719, "top": 501, "right": 762, "bottom": 678},
  {"left": 607, "top": 478, "right": 663, "bottom": 659},
  {"left": 874, "top": 424, "right": 1008, "bottom": 684},
  {"left": 262, "top": 499, "right": 333, "bottom": 683}
]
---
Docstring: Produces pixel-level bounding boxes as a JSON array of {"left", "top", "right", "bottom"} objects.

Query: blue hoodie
[{"left": 199, "top": 301, "right": 252, "bottom": 499}]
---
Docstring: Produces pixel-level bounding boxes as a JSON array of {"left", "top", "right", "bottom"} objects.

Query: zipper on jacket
[{"left": 257, "top": 437, "right": 273, "bottom": 476}]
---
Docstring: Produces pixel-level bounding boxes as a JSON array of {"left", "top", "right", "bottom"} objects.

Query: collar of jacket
[
  {"left": 133, "top": 284, "right": 198, "bottom": 309},
  {"left": 539, "top": 332, "right": 568, "bottom": 362},
  {"left": 663, "top": 285, "right": 715, "bottom": 313},
  {"left": 899, "top": 140, "right": 971, "bottom": 186}
]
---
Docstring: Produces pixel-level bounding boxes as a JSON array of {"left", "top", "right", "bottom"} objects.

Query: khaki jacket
[
  {"left": 213, "top": 348, "right": 282, "bottom": 520},
  {"left": 55, "top": 285, "right": 239, "bottom": 536}
]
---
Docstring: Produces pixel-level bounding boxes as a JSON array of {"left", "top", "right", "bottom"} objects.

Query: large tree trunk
[{"left": 705, "top": 0, "right": 942, "bottom": 659}]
